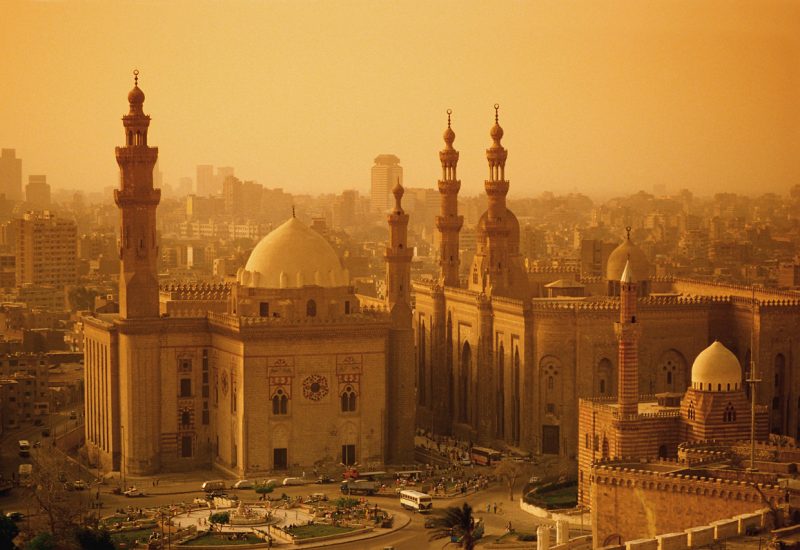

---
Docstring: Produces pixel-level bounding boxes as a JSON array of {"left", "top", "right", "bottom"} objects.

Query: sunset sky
[{"left": 1, "top": 0, "right": 798, "bottom": 199}]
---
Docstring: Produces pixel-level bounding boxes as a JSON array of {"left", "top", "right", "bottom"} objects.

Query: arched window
[
  {"left": 341, "top": 386, "right": 357, "bottom": 412},
  {"left": 272, "top": 389, "right": 288, "bottom": 415},
  {"left": 547, "top": 376, "right": 554, "bottom": 390},
  {"left": 180, "top": 410, "right": 191, "bottom": 427},
  {"left": 306, "top": 299, "right": 317, "bottom": 317},
  {"left": 602, "top": 437, "right": 609, "bottom": 459},
  {"left": 724, "top": 403, "right": 736, "bottom": 423},
  {"left": 688, "top": 402, "right": 695, "bottom": 420},
  {"left": 666, "top": 371, "right": 672, "bottom": 386},
  {"left": 599, "top": 379, "right": 606, "bottom": 395},
  {"left": 459, "top": 342, "right": 471, "bottom": 423}
]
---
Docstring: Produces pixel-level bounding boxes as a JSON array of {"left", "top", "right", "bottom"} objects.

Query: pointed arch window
[
  {"left": 306, "top": 299, "right": 317, "bottom": 317},
  {"left": 341, "top": 386, "right": 357, "bottom": 412},
  {"left": 272, "top": 389, "right": 288, "bottom": 415}
]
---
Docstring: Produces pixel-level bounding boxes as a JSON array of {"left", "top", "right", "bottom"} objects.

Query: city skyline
[{"left": 2, "top": 0, "right": 798, "bottom": 199}]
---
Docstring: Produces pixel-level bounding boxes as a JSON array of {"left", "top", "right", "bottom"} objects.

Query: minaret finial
[
  {"left": 133, "top": 69, "right": 139, "bottom": 87},
  {"left": 626, "top": 226, "right": 632, "bottom": 240},
  {"left": 447, "top": 108, "right": 452, "bottom": 128},
  {"left": 494, "top": 103, "right": 499, "bottom": 124}
]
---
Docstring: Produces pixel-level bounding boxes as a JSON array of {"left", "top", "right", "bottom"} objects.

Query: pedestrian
[
  {"left": 493, "top": 503, "right": 497, "bottom": 514},
  {"left": 486, "top": 503, "right": 491, "bottom": 513}
]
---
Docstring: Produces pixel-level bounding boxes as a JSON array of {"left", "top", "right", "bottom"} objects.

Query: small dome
[
  {"left": 240, "top": 217, "right": 348, "bottom": 289},
  {"left": 691, "top": 341, "right": 742, "bottom": 392},
  {"left": 606, "top": 234, "right": 650, "bottom": 282},
  {"left": 490, "top": 122, "right": 504, "bottom": 143},
  {"left": 128, "top": 85, "right": 145, "bottom": 105},
  {"left": 443, "top": 126, "right": 455, "bottom": 146}
]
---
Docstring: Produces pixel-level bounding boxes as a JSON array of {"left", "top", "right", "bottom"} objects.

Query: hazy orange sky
[{"left": 1, "top": 0, "right": 798, "bottom": 198}]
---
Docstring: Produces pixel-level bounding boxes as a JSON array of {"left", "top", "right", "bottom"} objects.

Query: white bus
[{"left": 399, "top": 489, "right": 433, "bottom": 512}]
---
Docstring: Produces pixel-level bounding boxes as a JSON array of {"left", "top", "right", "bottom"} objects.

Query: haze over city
[{"left": 2, "top": 0, "right": 799, "bottom": 198}]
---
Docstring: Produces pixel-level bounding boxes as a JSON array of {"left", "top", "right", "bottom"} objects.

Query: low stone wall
[
  {"left": 615, "top": 509, "right": 770, "bottom": 550},
  {"left": 519, "top": 499, "right": 590, "bottom": 529}
]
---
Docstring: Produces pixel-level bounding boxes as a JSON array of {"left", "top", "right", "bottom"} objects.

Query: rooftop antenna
[{"left": 747, "top": 285, "right": 760, "bottom": 470}]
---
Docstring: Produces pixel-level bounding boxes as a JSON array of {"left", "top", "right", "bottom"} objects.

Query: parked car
[
  {"left": 123, "top": 487, "right": 141, "bottom": 497},
  {"left": 282, "top": 477, "right": 306, "bottom": 486},
  {"left": 233, "top": 479, "right": 253, "bottom": 489},
  {"left": 69, "top": 411, "right": 78, "bottom": 420},
  {"left": 73, "top": 480, "right": 87, "bottom": 490},
  {"left": 5, "top": 512, "right": 24, "bottom": 522},
  {"left": 316, "top": 476, "right": 335, "bottom": 484},
  {"left": 63, "top": 482, "right": 75, "bottom": 491}
]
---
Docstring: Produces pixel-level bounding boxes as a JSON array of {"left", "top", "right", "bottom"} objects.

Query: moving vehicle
[
  {"left": 233, "top": 479, "right": 253, "bottom": 489},
  {"left": 124, "top": 487, "right": 142, "bottom": 497},
  {"left": 470, "top": 446, "right": 502, "bottom": 466},
  {"left": 201, "top": 480, "right": 226, "bottom": 492},
  {"left": 342, "top": 468, "right": 387, "bottom": 481},
  {"left": 395, "top": 470, "right": 423, "bottom": 483},
  {"left": 18, "top": 440, "right": 31, "bottom": 458},
  {"left": 18, "top": 464, "right": 32, "bottom": 487},
  {"left": 341, "top": 479, "right": 379, "bottom": 496},
  {"left": 399, "top": 490, "right": 433, "bottom": 512}
]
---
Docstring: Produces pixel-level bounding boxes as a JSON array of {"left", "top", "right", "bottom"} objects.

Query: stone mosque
[
  {"left": 414, "top": 107, "right": 800, "bottom": 459},
  {"left": 83, "top": 75, "right": 415, "bottom": 476}
]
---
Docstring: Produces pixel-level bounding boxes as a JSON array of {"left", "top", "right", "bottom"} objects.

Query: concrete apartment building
[
  {"left": 25, "top": 175, "right": 51, "bottom": 208},
  {"left": 14, "top": 211, "right": 77, "bottom": 289}
]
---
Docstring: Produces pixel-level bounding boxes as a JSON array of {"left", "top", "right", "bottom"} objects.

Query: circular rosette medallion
[{"left": 302, "top": 375, "right": 329, "bottom": 401}]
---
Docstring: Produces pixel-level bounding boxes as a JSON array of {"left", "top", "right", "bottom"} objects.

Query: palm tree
[{"left": 428, "top": 502, "right": 479, "bottom": 550}]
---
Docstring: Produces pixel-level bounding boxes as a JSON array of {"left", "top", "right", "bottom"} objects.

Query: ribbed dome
[
  {"left": 606, "top": 236, "right": 650, "bottom": 282},
  {"left": 128, "top": 86, "right": 145, "bottom": 105},
  {"left": 238, "top": 217, "right": 348, "bottom": 289},
  {"left": 691, "top": 341, "right": 742, "bottom": 392}
]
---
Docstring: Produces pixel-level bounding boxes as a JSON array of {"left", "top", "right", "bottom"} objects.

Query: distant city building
[
  {"left": 14, "top": 211, "right": 77, "bottom": 289},
  {"left": 25, "top": 175, "right": 51, "bottom": 208},
  {"left": 196, "top": 164, "right": 215, "bottom": 196},
  {"left": 0, "top": 149, "right": 22, "bottom": 201},
  {"left": 370, "top": 154, "right": 402, "bottom": 213}
]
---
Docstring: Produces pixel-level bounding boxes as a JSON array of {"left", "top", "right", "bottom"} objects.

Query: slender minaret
[
  {"left": 483, "top": 104, "right": 511, "bottom": 282},
  {"left": 615, "top": 260, "right": 641, "bottom": 417},
  {"left": 115, "top": 70, "right": 161, "bottom": 319},
  {"left": 385, "top": 179, "right": 415, "bottom": 463},
  {"left": 114, "top": 71, "right": 163, "bottom": 475},
  {"left": 385, "top": 180, "right": 412, "bottom": 308},
  {"left": 436, "top": 109, "right": 463, "bottom": 287}
]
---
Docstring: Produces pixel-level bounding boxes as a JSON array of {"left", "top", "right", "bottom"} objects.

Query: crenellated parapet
[{"left": 160, "top": 283, "right": 230, "bottom": 301}]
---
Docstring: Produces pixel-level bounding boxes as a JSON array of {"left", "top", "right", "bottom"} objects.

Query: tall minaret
[
  {"left": 385, "top": 180, "right": 415, "bottom": 463},
  {"left": 385, "top": 180, "right": 412, "bottom": 308},
  {"left": 615, "top": 260, "right": 641, "bottom": 417},
  {"left": 115, "top": 70, "right": 161, "bottom": 319},
  {"left": 114, "top": 71, "right": 163, "bottom": 476},
  {"left": 436, "top": 109, "right": 462, "bottom": 287}
]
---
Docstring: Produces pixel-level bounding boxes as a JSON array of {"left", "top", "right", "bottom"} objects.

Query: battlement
[
  {"left": 673, "top": 277, "right": 800, "bottom": 301},
  {"left": 159, "top": 283, "right": 230, "bottom": 301},
  {"left": 207, "top": 308, "right": 391, "bottom": 330}
]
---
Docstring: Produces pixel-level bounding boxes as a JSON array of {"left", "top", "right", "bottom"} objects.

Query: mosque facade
[
  {"left": 83, "top": 77, "right": 415, "bottom": 476},
  {"left": 413, "top": 109, "right": 800, "bottom": 460}
]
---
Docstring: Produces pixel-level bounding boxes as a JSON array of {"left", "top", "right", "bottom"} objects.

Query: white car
[
  {"left": 73, "top": 480, "right": 87, "bottom": 490},
  {"left": 282, "top": 477, "right": 306, "bottom": 486},
  {"left": 123, "top": 487, "right": 141, "bottom": 497},
  {"left": 233, "top": 479, "right": 253, "bottom": 489}
]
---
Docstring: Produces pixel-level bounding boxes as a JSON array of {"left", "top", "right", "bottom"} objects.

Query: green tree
[
  {"left": 75, "top": 527, "right": 116, "bottom": 550},
  {"left": 25, "top": 532, "right": 56, "bottom": 550},
  {"left": 428, "top": 503, "right": 478, "bottom": 550},
  {"left": 209, "top": 511, "right": 230, "bottom": 525},
  {"left": 0, "top": 514, "right": 19, "bottom": 549},
  {"left": 494, "top": 460, "right": 535, "bottom": 501}
]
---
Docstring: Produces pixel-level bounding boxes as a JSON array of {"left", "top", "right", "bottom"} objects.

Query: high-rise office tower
[
  {"left": 0, "top": 149, "right": 22, "bottom": 201},
  {"left": 25, "top": 175, "right": 51, "bottom": 208},
  {"left": 14, "top": 211, "right": 77, "bottom": 288},
  {"left": 196, "top": 164, "right": 214, "bottom": 196},
  {"left": 370, "top": 154, "right": 402, "bottom": 213}
]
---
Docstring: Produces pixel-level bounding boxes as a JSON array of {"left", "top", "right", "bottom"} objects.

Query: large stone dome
[
  {"left": 606, "top": 234, "right": 650, "bottom": 282},
  {"left": 691, "top": 341, "right": 742, "bottom": 392},
  {"left": 238, "top": 217, "right": 349, "bottom": 289}
]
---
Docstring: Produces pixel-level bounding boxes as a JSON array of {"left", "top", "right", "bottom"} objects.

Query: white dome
[
  {"left": 239, "top": 217, "right": 348, "bottom": 289},
  {"left": 691, "top": 341, "right": 742, "bottom": 392}
]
